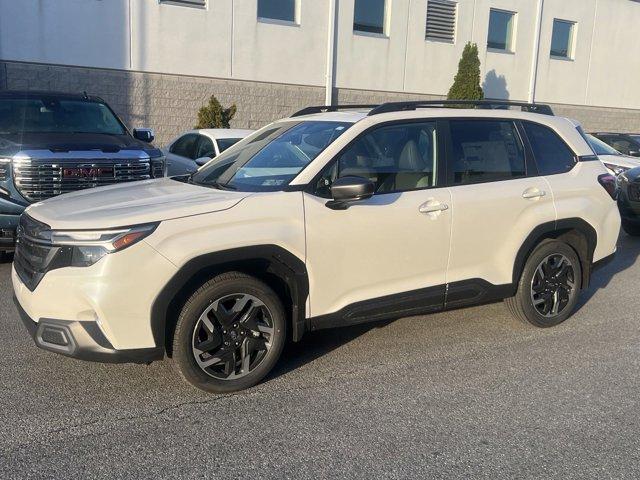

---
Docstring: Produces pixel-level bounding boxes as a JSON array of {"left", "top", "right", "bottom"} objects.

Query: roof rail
[
  {"left": 291, "top": 104, "right": 379, "bottom": 117},
  {"left": 367, "top": 100, "right": 554, "bottom": 116}
]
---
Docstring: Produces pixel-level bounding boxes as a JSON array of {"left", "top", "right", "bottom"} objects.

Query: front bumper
[{"left": 14, "top": 296, "right": 163, "bottom": 364}]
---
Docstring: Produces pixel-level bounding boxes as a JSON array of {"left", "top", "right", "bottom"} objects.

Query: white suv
[{"left": 12, "top": 101, "right": 620, "bottom": 393}]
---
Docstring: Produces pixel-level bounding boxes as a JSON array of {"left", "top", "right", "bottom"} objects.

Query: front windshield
[
  {"left": 0, "top": 97, "right": 126, "bottom": 135},
  {"left": 192, "top": 121, "right": 352, "bottom": 191},
  {"left": 587, "top": 134, "right": 620, "bottom": 156}
]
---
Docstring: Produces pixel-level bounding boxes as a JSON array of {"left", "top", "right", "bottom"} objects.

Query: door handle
[
  {"left": 522, "top": 188, "right": 546, "bottom": 199},
  {"left": 419, "top": 202, "right": 449, "bottom": 214}
]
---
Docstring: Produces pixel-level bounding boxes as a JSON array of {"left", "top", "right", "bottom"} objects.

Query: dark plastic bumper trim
[{"left": 13, "top": 296, "right": 164, "bottom": 364}]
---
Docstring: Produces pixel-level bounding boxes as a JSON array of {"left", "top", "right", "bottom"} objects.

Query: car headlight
[
  {"left": 150, "top": 155, "right": 166, "bottom": 178},
  {"left": 50, "top": 223, "right": 158, "bottom": 267},
  {"left": 603, "top": 163, "right": 630, "bottom": 176}
]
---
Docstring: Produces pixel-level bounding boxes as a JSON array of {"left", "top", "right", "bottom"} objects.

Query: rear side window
[
  {"left": 449, "top": 120, "right": 525, "bottom": 185},
  {"left": 523, "top": 122, "right": 575, "bottom": 175}
]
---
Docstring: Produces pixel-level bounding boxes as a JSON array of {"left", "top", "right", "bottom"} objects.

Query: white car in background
[
  {"left": 585, "top": 133, "right": 640, "bottom": 175},
  {"left": 164, "top": 129, "right": 254, "bottom": 176}
]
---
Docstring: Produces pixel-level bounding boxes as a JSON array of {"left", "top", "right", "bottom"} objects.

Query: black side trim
[
  {"left": 310, "top": 285, "right": 445, "bottom": 331},
  {"left": 578, "top": 155, "right": 600, "bottom": 162},
  {"left": 513, "top": 218, "right": 597, "bottom": 289},
  {"left": 150, "top": 245, "right": 309, "bottom": 351},
  {"left": 309, "top": 279, "right": 517, "bottom": 332},
  {"left": 445, "top": 279, "right": 516, "bottom": 310},
  {"left": 14, "top": 296, "right": 163, "bottom": 364}
]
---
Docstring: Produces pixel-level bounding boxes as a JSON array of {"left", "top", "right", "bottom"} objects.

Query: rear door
[{"left": 444, "top": 119, "right": 556, "bottom": 304}]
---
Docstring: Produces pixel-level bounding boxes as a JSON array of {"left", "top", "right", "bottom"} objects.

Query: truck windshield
[
  {"left": 0, "top": 98, "right": 126, "bottom": 135},
  {"left": 191, "top": 120, "right": 352, "bottom": 191}
]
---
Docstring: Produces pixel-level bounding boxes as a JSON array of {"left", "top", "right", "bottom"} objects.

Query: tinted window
[
  {"left": 0, "top": 98, "right": 125, "bottom": 135},
  {"left": 217, "top": 138, "right": 242, "bottom": 152},
  {"left": 450, "top": 120, "right": 525, "bottom": 185},
  {"left": 523, "top": 122, "right": 575, "bottom": 175},
  {"left": 196, "top": 135, "right": 216, "bottom": 159},
  {"left": 487, "top": 9, "right": 515, "bottom": 51},
  {"left": 315, "top": 122, "right": 437, "bottom": 197},
  {"left": 601, "top": 136, "right": 639, "bottom": 156},
  {"left": 354, "top": 0, "right": 386, "bottom": 34},
  {"left": 170, "top": 134, "right": 199, "bottom": 159},
  {"left": 551, "top": 19, "right": 575, "bottom": 58},
  {"left": 258, "top": 0, "right": 295, "bottom": 22}
]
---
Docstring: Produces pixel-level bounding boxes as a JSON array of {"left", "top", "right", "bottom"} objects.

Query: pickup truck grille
[
  {"left": 14, "top": 215, "right": 58, "bottom": 291},
  {"left": 14, "top": 158, "right": 151, "bottom": 202}
]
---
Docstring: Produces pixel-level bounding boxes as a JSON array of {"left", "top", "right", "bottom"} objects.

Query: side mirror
[
  {"left": 195, "top": 156, "right": 211, "bottom": 166},
  {"left": 326, "top": 176, "right": 375, "bottom": 210},
  {"left": 133, "top": 128, "right": 155, "bottom": 143},
  {"left": 629, "top": 150, "right": 640, "bottom": 157}
]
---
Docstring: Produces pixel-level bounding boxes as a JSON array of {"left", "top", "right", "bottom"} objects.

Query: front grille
[
  {"left": 14, "top": 215, "right": 59, "bottom": 291},
  {"left": 14, "top": 158, "right": 151, "bottom": 202}
]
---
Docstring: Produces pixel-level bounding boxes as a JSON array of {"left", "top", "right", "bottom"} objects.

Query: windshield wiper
[{"left": 211, "top": 180, "right": 237, "bottom": 190}]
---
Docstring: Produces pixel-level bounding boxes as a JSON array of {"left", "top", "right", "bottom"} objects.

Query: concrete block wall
[
  {"left": 0, "top": 61, "right": 324, "bottom": 145},
  {"left": 3, "top": 61, "right": 640, "bottom": 146}
]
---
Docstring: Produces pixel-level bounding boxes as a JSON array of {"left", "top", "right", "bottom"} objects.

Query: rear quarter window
[{"left": 523, "top": 122, "right": 576, "bottom": 175}]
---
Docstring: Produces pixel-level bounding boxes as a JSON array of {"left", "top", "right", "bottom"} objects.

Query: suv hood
[{"left": 25, "top": 178, "right": 251, "bottom": 230}]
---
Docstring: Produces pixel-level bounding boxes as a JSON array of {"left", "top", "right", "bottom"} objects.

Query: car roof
[
  {"left": 0, "top": 90, "right": 104, "bottom": 102},
  {"left": 192, "top": 129, "right": 255, "bottom": 139}
]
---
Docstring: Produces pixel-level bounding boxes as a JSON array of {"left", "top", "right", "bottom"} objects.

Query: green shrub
[
  {"left": 447, "top": 42, "right": 484, "bottom": 101},
  {"left": 195, "top": 95, "right": 237, "bottom": 129}
]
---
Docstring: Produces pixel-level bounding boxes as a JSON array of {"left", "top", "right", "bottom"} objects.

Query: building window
[
  {"left": 258, "top": 0, "right": 297, "bottom": 23},
  {"left": 354, "top": 0, "right": 386, "bottom": 35},
  {"left": 159, "top": 0, "right": 206, "bottom": 7},
  {"left": 487, "top": 9, "right": 516, "bottom": 52},
  {"left": 550, "top": 19, "right": 576, "bottom": 59},
  {"left": 426, "top": 0, "right": 457, "bottom": 43}
]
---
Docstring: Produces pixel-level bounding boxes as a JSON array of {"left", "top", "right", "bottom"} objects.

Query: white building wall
[{"left": 2, "top": 0, "right": 640, "bottom": 111}]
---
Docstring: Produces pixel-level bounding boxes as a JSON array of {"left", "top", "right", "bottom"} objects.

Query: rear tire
[
  {"left": 622, "top": 220, "right": 640, "bottom": 237},
  {"left": 172, "top": 272, "right": 286, "bottom": 393},
  {"left": 505, "top": 240, "right": 581, "bottom": 328}
]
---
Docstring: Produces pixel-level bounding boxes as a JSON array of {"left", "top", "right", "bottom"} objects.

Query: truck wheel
[
  {"left": 505, "top": 240, "right": 581, "bottom": 328},
  {"left": 622, "top": 220, "right": 640, "bottom": 237},
  {"left": 172, "top": 272, "right": 286, "bottom": 393}
]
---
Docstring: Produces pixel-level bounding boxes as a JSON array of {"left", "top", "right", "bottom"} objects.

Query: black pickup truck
[{"left": 0, "top": 90, "right": 166, "bottom": 251}]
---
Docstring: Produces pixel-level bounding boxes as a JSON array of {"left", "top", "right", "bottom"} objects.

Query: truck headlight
[{"left": 51, "top": 223, "right": 158, "bottom": 267}]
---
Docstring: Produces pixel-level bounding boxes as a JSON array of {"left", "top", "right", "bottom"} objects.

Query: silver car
[{"left": 163, "top": 128, "right": 254, "bottom": 176}]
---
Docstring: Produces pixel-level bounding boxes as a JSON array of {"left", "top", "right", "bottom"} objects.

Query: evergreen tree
[
  {"left": 195, "top": 95, "right": 237, "bottom": 129},
  {"left": 447, "top": 42, "right": 484, "bottom": 101}
]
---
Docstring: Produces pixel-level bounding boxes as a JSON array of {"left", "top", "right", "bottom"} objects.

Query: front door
[{"left": 303, "top": 120, "right": 452, "bottom": 320}]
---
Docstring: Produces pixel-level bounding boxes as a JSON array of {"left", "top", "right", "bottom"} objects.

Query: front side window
[
  {"left": 602, "top": 136, "right": 640, "bottom": 156},
  {"left": 450, "top": 120, "right": 525, "bottom": 185},
  {"left": 258, "top": 0, "right": 296, "bottom": 23},
  {"left": 196, "top": 136, "right": 216, "bottom": 159},
  {"left": 487, "top": 9, "right": 516, "bottom": 52},
  {"left": 315, "top": 122, "right": 438, "bottom": 197},
  {"left": 550, "top": 19, "right": 576, "bottom": 59},
  {"left": 192, "top": 121, "right": 351, "bottom": 191},
  {"left": 0, "top": 98, "right": 126, "bottom": 136},
  {"left": 523, "top": 122, "right": 575, "bottom": 175},
  {"left": 354, "top": 0, "right": 386, "bottom": 35},
  {"left": 170, "top": 134, "right": 199, "bottom": 159}
]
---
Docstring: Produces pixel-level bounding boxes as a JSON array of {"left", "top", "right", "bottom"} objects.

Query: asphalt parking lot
[{"left": 1, "top": 234, "right": 640, "bottom": 479}]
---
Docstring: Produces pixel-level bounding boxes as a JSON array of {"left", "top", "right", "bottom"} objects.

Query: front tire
[
  {"left": 505, "top": 240, "right": 581, "bottom": 327},
  {"left": 172, "top": 272, "right": 286, "bottom": 393},
  {"left": 622, "top": 220, "right": 640, "bottom": 237}
]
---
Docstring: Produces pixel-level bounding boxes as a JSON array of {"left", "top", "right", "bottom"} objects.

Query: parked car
[
  {"left": 12, "top": 101, "right": 619, "bottom": 393},
  {"left": 164, "top": 129, "right": 253, "bottom": 176},
  {"left": 614, "top": 166, "right": 640, "bottom": 236},
  {"left": 591, "top": 132, "right": 640, "bottom": 157},
  {"left": 0, "top": 90, "right": 165, "bottom": 252},
  {"left": 585, "top": 133, "right": 640, "bottom": 175}
]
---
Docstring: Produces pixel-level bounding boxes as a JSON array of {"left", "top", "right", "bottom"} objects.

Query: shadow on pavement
[{"left": 576, "top": 231, "right": 640, "bottom": 312}]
